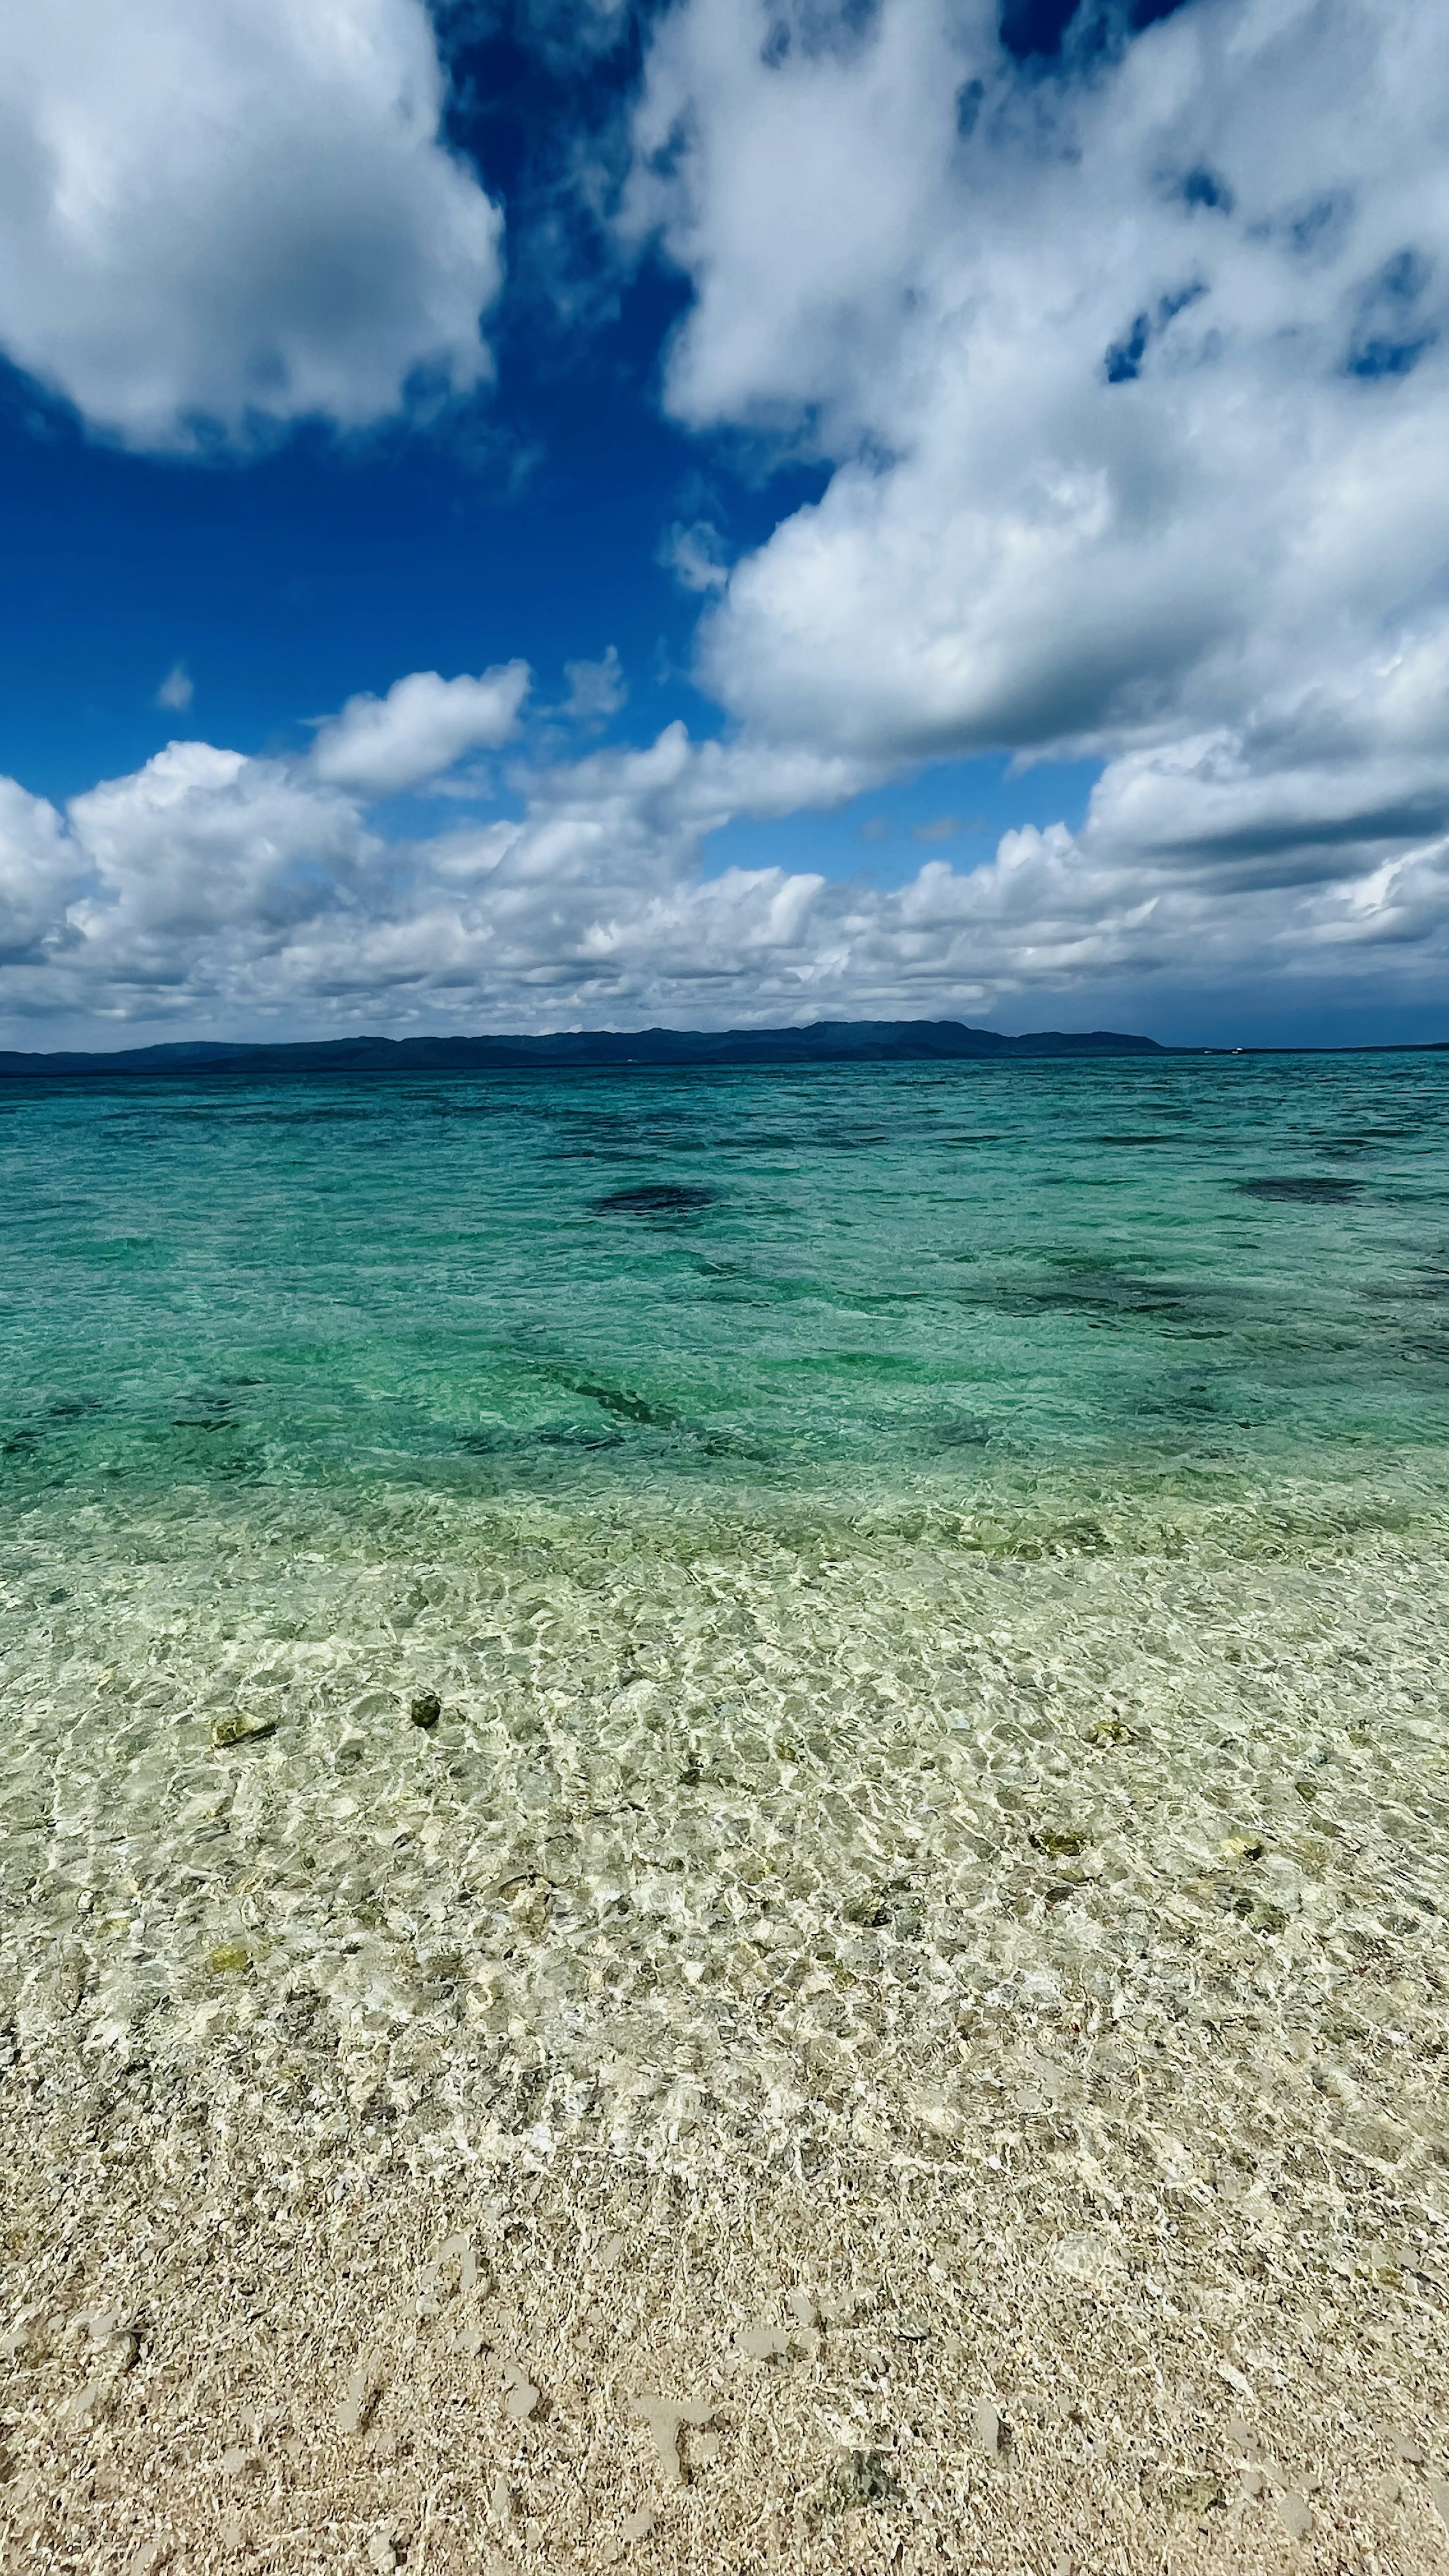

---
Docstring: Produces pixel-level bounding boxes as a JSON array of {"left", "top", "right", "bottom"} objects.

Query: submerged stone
[
  {"left": 1237, "top": 1175, "right": 1363, "bottom": 1204},
  {"left": 1085, "top": 1717, "right": 1133, "bottom": 1746},
  {"left": 809, "top": 2449, "right": 903, "bottom": 2519},
  {"left": 210, "top": 1711, "right": 277, "bottom": 1749},
  {"left": 1162, "top": 2472, "right": 1226, "bottom": 2513},
  {"left": 408, "top": 1690, "right": 442, "bottom": 1729},
  {"left": 206, "top": 1940, "right": 251, "bottom": 1974},
  {"left": 590, "top": 1183, "right": 714, "bottom": 1219}
]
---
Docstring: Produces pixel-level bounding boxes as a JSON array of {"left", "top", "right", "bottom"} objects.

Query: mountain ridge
[{"left": 0, "top": 1018, "right": 1164, "bottom": 1076}]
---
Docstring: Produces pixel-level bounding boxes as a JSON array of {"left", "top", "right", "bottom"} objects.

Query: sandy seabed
[{"left": 3, "top": 1484, "right": 1449, "bottom": 2573}]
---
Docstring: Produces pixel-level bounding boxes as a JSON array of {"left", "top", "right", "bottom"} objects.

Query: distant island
[{"left": 0, "top": 1018, "right": 1164, "bottom": 1076}]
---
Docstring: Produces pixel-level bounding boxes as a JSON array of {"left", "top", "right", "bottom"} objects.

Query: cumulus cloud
[
  {"left": 2, "top": 664, "right": 1449, "bottom": 1044},
  {"left": 0, "top": 0, "right": 504, "bottom": 448},
  {"left": 0, "top": 777, "right": 87, "bottom": 969},
  {"left": 309, "top": 664, "right": 531, "bottom": 797},
  {"left": 624, "top": 0, "right": 1449, "bottom": 923},
  {"left": 2, "top": 0, "right": 1444, "bottom": 1042}
]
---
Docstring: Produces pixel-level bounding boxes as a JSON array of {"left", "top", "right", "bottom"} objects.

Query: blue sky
[{"left": 0, "top": 0, "right": 1444, "bottom": 1048}]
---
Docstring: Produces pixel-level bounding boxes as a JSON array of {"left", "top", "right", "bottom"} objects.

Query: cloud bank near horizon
[{"left": 1, "top": 658, "right": 1447, "bottom": 1044}]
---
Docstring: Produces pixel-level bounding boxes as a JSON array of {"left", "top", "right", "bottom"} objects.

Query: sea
[{"left": 3, "top": 1049, "right": 1447, "bottom": 2235}]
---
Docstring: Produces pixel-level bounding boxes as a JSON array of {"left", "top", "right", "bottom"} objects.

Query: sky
[{"left": 0, "top": 0, "right": 1444, "bottom": 1050}]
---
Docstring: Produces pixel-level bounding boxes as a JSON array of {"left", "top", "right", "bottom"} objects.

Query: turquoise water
[
  {"left": 3, "top": 1054, "right": 1448, "bottom": 2203},
  {"left": 5, "top": 1052, "right": 1449, "bottom": 1522}
]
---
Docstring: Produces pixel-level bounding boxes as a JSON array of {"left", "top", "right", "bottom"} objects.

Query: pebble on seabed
[
  {"left": 408, "top": 1690, "right": 443, "bottom": 1729},
  {"left": 209, "top": 1711, "right": 278, "bottom": 1749}
]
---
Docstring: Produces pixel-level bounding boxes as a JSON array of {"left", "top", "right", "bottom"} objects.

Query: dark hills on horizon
[
  {"left": 0, "top": 1019, "right": 1166, "bottom": 1077},
  {"left": 2, "top": 1021, "right": 1446, "bottom": 1076}
]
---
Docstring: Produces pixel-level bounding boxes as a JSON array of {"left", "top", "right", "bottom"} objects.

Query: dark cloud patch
[
  {"left": 1000, "top": 0, "right": 1194, "bottom": 63},
  {"left": 1347, "top": 248, "right": 1437, "bottom": 381},
  {"left": 1177, "top": 166, "right": 1234, "bottom": 215}
]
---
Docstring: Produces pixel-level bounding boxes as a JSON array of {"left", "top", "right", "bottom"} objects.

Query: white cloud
[
  {"left": 155, "top": 662, "right": 193, "bottom": 712},
  {"left": 0, "top": 777, "right": 87, "bottom": 968},
  {"left": 563, "top": 645, "right": 627, "bottom": 725},
  {"left": 1, "top": 0, "right": 1444, "bottom": 1043},
  {"left": 660, "top": 519, "right": 731, "bottom": 594},
  {"left": 309, "top": 664, "right": 531, "bottom": 797},
  {"left": 2, "top": 674, "right": 1449, "bottom": 1045},
  {"left": 625, "top": 0, "right": 1449, "bottom": 863},
  {"left": 66, "top": 741, "right": 373, "bottom": 966},
  {"left": 0, "top": 0, "right": 504, "bottom": 449}
]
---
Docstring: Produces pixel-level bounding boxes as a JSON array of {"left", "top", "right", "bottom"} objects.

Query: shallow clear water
[
  {"left": 5, "top": 1052, "right": 1449, "bottom": 1512},
  {"left": 3, "top": 1056, "right": 1448, "bottom": 2212}
]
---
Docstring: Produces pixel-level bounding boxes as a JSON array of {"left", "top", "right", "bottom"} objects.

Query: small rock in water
[
  {"left": 1220, "top": 1832, "right": 1265, "bottom": 1862},
  {"left": 210, "top": 1711, "right": 278, "bottom": 1750},
  {"left": 975, "top": 2401, "right": 1003, "bottom": 2457},
  {"left": 1085, "top": 1717, "right": 1133, "bottom": 1747},
  {"left": 408, "top": 1690, "right": 442, "bottom": 1730},
  {"left": 1031, "top": 1828, "right": 1091, "bottom": 1859},
  {"left": 206, "top": 1941, "right": 251, "bottom": 1975},
  {"left": 809, "top": 2449, "right": 903, "bottom": 2520},
  {"left": 126, "top": 2544, "right": 171, "bottom": 2576},
  {"left": 1162, "top": 2472, "right": 1226, "bottom": 2513},
  {"left": 1276, "top": 2491, "right": 1313, "bottom": 2539},
  {"left": 336, "top": 2362, "right": 380, "bottom": 2437}
]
